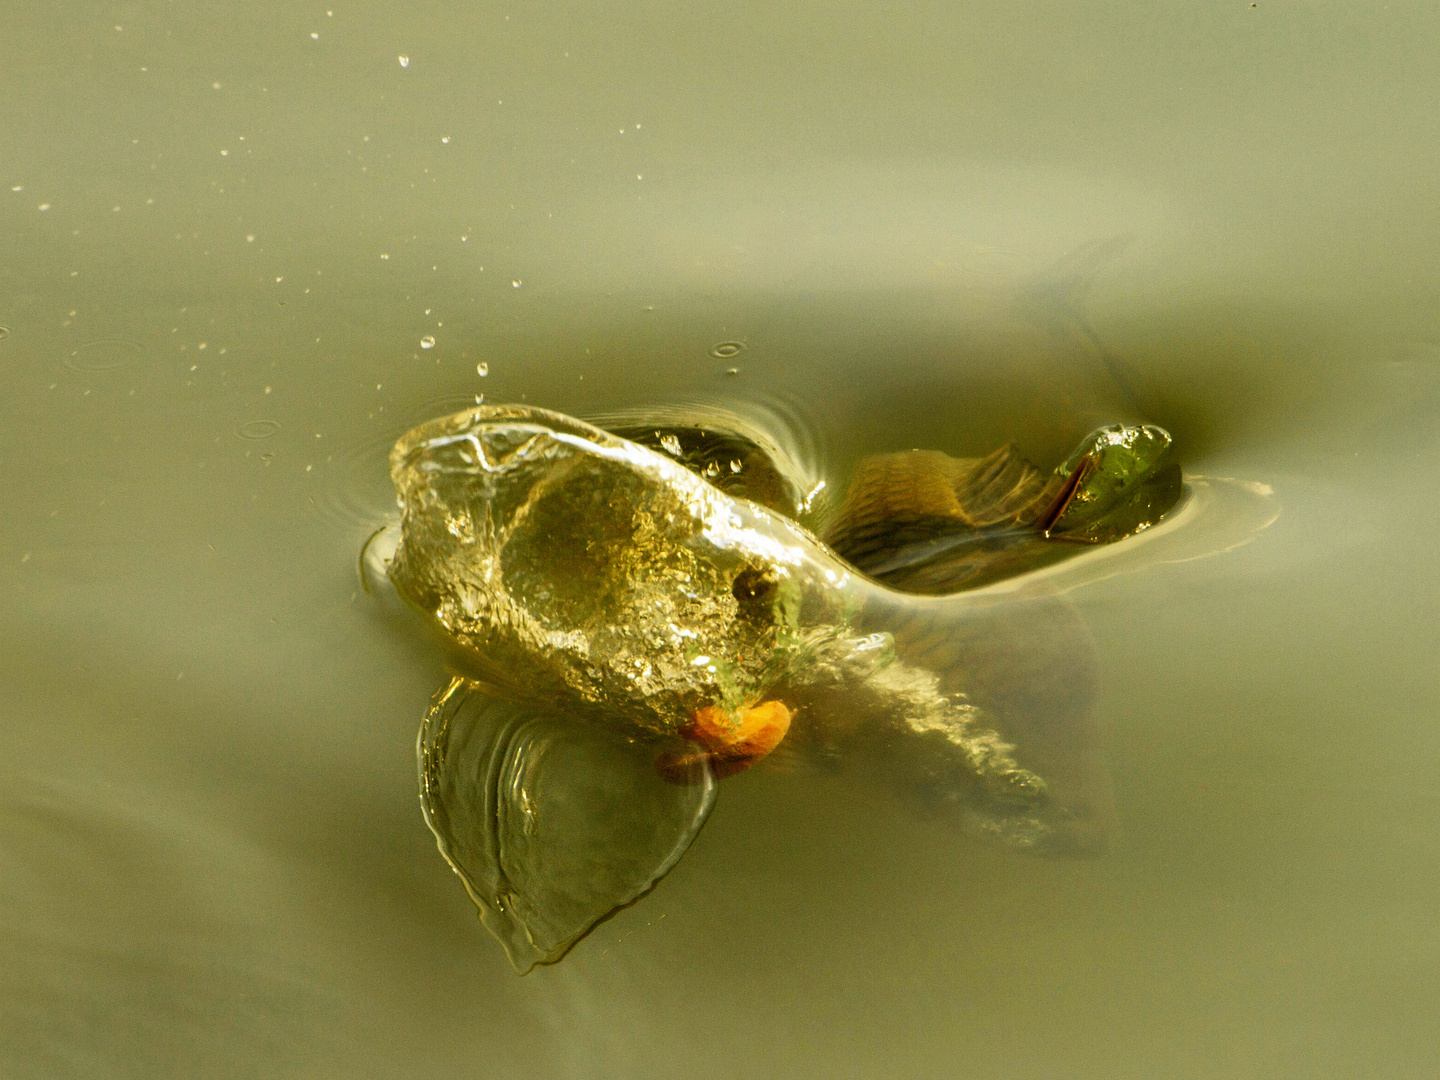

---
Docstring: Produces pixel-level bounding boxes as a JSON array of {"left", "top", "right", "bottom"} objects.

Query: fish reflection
[{"left": 371, "top": 403, "right": 1179, "bottom": 971}]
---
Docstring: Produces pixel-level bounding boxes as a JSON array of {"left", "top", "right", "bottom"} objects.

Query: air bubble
[
  {"left": 237, "top": 419, "right": 282, "bottom": 440},
  {"left": 710, "top": 341, "right": 744, "bottom": 359},
  {"left": 421, "top": 335, "right": 436, "bottom": 349},
  {"left": 0, "top": 326, "right": 9, "bottom": 340},
  {"left": 64, "top": 338, "right": 142, "bottom": 371},
  {"left": 398, "top": 55, "right": 409, "bottom": 67},
  {"left": 658, "top": 433, "right": 682, "bottom": 457},
  {"left": 729, "top": 459, "right": 742, "bottom": 473},
  {"left": 476, "top": 362, "right": 489, "bottom": 376}
]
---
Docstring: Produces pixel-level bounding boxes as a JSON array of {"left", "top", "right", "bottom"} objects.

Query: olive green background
[{"left": 3, "top": 2, "right": 1439, "bottom": 1077}]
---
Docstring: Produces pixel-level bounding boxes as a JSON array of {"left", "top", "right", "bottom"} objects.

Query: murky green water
[{"left": 4, "top": 3, "right": 1440, "bottom": 1077}]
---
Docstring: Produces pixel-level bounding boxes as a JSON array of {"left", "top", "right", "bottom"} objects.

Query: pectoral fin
[{"left": 418, "top": 678, "right": 717, "bottom": 972}]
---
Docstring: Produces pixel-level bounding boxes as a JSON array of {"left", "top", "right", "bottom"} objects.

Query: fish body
[{"left": 385, "top": 402, "right": 1179, "bottom": 970}]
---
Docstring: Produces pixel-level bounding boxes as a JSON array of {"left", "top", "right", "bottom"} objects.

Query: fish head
[{"left": 387, "top": 404, "right": 852, "bottom": 735}]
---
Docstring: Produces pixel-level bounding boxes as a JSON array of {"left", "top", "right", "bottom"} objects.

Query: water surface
[{"left": 4, "top": 3, "right": 1440, "bottom": 1078}]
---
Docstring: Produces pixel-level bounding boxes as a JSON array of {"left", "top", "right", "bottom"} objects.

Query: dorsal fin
[{"left": 823, "top": 446, "right": 1066, "bottom": 592}]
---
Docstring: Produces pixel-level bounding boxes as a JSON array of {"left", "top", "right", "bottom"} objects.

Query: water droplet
[
  {"left": 310, "top": 32, "right": 319, "bottom": 39},
  {"left": 799, "top": 480, "right": 827, "bottom": 513},
  {"left": 398, "top": 55, "right": 409, "bottom": 67},
  {"left": 476, "top": 362, "right": 489, "bottom": 376},
  {"left": 37, "top": 203, "right": 50, "bottom": 212},
  {"left": 441, "top": 136, "right": 450, "bottom": 144},
  {"left": 512, "top": 280, "right": 522, "bottom": 288},
  {"left": 729, "top": 459, "right": 742, "bottom": 473},
  {"left": 420, "top": 335, "right": 436, "bottom": 349},
  {"left": 236, "top": 419, "right": 282, "bottom": 440},
  {"left": 710, "top": 341, "right": 744, "bottom": 359}
]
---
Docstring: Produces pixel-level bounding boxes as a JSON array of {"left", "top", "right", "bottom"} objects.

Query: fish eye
[{"left": 731, "top": 566, "right": 780, "bottom": 605}]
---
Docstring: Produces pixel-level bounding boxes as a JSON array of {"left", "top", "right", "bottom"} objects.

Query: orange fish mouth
[{"left": 656, "top": 700, "right": 793, "bottom": 784}]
